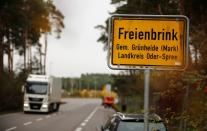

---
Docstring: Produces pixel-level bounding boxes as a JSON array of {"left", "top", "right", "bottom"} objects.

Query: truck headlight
[
  {"left": 24, "top": 103, "right": 29, "bottom": 107},
  {"left": 42, "top": 104, "right": 48, "bottom": 108}
]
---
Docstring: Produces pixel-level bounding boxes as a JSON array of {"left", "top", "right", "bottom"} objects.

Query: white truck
[{"left": 23, "top": 74, "right": 62, "bottom": 113}]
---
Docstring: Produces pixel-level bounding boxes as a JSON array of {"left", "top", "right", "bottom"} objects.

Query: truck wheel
[
  {"left": 55, "top": 103, "right": 60, "bottom": 112},
  {"left": 49, "top": 104, "right": 53, "bottom": 113},
  {"left": 53, "top": 103, "right": 58, "bottom": 112}
]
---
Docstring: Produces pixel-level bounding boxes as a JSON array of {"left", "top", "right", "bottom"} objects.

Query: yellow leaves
[
  {"left": 100, "top": 85, "right": 117, "bottom": 98},
  {"left": 79, "top": 89, "right": 100, "bottom": 98}
]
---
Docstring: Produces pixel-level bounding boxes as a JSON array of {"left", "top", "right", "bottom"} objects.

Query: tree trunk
[
  {"left": 24, "top": 43, "right": 26, "bottom": 70},
  {"left": 179, "top": 0, "right": 185, "bottom": 15},
  {"left": 0, "top": 38, "right": 3, "bottom": 78},
  {"left": 44, "top": 33, "right": 47, "bottom": 75},
  {"left": 157, "top": 4, "right": 163, "bottom": 15},
  {"left": 39, "top": 43, "right": 42, "bottom": 74},
  {"left": 6, "top": 29, "right": 13, "bottom": 75},
  {"left": 24, "top": 30, "right": 27, "bottom": 71},
  {"left": 8, "top": 45, "right": 11, "bottom": 73},
  {"left": 194, "top": 46, "right": 198, "bottom": 67},
  {"left": 8, "top": 44, "right": 13, "bottom": 75},
  {"left": 188, "top": 45, "right": 193, "bottom": 69},
  {"left": 0, "top": 28, "right": 4, "bottom": 78},
  {"left": 11, "top": 44, "right": 13, "bottom": 73}
]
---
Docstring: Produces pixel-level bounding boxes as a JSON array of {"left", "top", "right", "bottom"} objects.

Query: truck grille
[
  {"left": 30, "top": 103, "right": 42, "bottom": 110},
  {"left": 29, "top": 97, "right": 43, "bottom": 102}
]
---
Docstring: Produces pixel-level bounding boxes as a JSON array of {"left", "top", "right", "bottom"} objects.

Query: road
[{"left": 0, "top": 98, "right": 115, "bottom": 131}]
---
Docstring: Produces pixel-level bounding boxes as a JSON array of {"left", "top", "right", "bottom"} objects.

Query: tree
[{"left": 0, "top": 0, "right": 64, "bottom": 77}]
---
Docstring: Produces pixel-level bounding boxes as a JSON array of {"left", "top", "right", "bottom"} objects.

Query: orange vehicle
[
  {"left": 103, "top": 96, "right": 115, "bottom": 107},
  {"left": 101, "top": 84, "right": 117, "bottom": 108}
]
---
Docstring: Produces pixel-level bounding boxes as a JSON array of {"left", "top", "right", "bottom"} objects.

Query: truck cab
[{"left": 23, "top": 74, "right": 61, "bottom": 113}]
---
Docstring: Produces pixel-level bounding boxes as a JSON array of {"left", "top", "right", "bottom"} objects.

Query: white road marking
[
  {"left": 5, "top": 126, "right": 17, "bottom": 131},
  {"left": 36, "top": 118, "right": 43, "bottom": 121},
  {"left": 45, "top": 115, "right": 51, "bottom": 118},
  {"left": 81, "top": 122, "right": 86, "bottom": 126},
  {"left": 74, "top": 106, "right": 99, "bottom": 131},
  {"left": 87, "top": 116, "right": 92, "bottom": 120},
  {"left": 75, "top": 127, "right": 82, "bottom": 131},
  {"left": 84, "top": 119, "right": 89, "bottom": 122},
  {"left": 23, "top": 121, "right": 32, "bottom": 126}
]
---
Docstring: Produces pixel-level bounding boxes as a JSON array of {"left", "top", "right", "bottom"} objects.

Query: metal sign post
[{"left": 144, "top": 69, "right": 150, "bottom": 131}]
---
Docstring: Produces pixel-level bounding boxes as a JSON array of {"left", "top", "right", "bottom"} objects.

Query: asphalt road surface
[{"left": 0, "top": 98, "right": 115, "bottom": 131}]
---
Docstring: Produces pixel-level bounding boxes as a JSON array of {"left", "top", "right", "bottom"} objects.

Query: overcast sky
[{"left": 45, "top": 0, "right": 118, "bottom": 77}]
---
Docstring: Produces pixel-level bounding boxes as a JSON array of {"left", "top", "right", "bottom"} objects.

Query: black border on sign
[{"left": 108, "top": 14, "right": 189, "bottom": 70}]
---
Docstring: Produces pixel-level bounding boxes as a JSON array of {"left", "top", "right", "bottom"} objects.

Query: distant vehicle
[
  {"left": 22, "top": 74, "right": 62, "bottom": 113},
  {"left": 100, "top": 112, "right": 167, "bottom": 131},
  {"left": 103, "top": 96, "right": 115, "bottom": 108},
  {"left": 101, "top": 84, "right": 117, "bottom": 108}
]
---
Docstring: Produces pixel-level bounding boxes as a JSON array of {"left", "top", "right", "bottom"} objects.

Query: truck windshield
[{"left": 26, "top": 82, "right": 48, "bottom": 95}]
